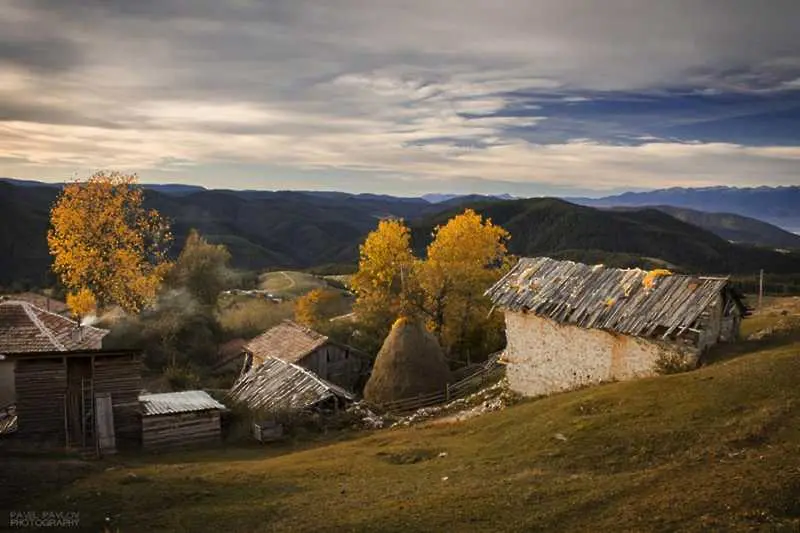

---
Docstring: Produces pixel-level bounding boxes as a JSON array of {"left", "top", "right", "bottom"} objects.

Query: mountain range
[
  {"left": 568, "top": 186, "right": 800, "bottom": 234},
  {"left": 1, "top": 179, "right": 798, "bottom": 289}
]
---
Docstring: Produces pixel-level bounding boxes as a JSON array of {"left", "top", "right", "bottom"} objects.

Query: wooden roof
[
  {"left": 0, "top": 300, "right": 108, "bottom": 354},
  {"left": 486, "top": 257, "right": 742, "bottom": 340},
  {"left": 244, "top": 320, "right": 331, "bottom": 364},
  {"left": 228, "top": 356, "right": 354, "bottom": 411}
]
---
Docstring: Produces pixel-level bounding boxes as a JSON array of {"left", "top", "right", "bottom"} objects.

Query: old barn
[
  {"left": 229, "top": 356, "right": 354, "bottom": 413},
  {"left": 139, "top": 391, "right": 226, "bottom": 452},
  {"left": 0, "top": 299, "right": 143, "bottom": 451},
  {"left": 486, "top": 257, "right": 747, "bottom": 397},
  {"left": 243, "top": 320, "right": 371, "bottom": 392}
]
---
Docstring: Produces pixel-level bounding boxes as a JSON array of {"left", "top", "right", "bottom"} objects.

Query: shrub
[
  {"left": 654, "top": 351, "right": 697, "bottom": 375},
  {"left": 163, "top": 365, "right": 201, "bottom": 390}
]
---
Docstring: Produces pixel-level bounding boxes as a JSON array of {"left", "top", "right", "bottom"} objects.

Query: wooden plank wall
[
  {"left": 15, "top": 357, "right": 66, "bottom": 445},
  {"left": 93, "top": 354, "right": 143, "bottom": 449},
  {"left": 142, "top": 410, "right": 221, "bottom": 452}
]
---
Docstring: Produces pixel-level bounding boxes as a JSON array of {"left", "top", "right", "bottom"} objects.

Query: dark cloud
[{"left": 0, "top": 37, "right": 83, "bottom": 73}]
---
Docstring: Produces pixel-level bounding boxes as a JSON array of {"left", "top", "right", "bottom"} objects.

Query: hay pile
[{"left": 364, "top": 317, "right": 452, "bottom": 405}]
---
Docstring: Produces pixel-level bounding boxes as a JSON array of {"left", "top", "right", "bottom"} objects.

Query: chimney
[{"left": 71, "top": 326, "right": 84, "bottom": 344}]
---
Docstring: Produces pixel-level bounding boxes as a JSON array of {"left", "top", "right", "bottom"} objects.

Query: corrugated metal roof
[
  {"left": 228, "top": 356, "right": 354, "bottom": 412},
  {"left": 486, "top": 257, "right": 736, "bottom": 340},
  {"left": 0, "top": 300, "right": 108, "bottom": 354},
  {"left": 139, "top": 390, "right": 226, "bottom": 416},
  {"left": 243, "top": 320, "right": 329, "bottom": 364}
]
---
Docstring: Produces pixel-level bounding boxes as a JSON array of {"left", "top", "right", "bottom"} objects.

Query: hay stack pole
[{"left": 364, "top": 316, "right": 452, "bottom": 405}]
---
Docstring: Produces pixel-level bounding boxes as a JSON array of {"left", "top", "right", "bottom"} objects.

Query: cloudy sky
[{"left": 1, "top": 0, "right": 799, "bottom": 196}]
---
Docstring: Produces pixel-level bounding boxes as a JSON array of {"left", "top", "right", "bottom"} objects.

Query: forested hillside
[{"left": 3, "top": 181, "right": 800, "bottom": 289}]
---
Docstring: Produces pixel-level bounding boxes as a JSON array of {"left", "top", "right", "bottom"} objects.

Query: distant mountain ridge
[
  {"left": 568, "top": 186, "right": 800, "bottom": 233},
  {"left": 1, "top": 178, "right": 799, "bottom": 289}
]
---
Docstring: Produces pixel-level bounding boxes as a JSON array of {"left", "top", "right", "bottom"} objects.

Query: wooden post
[{"left": 758, "top": 269, "right": 764, "bottom": 309}]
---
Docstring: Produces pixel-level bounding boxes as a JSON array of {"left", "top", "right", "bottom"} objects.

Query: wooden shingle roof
[
  {"left": 486, "top": 257, "right": 743, "bottom": 340},
  {"left": 244, "top": 320, "right": 330, "bottom": 364},
  {"left": 0, "top": 300, "right": 108, "bottom": 354},
  {"left": 229, "top": 356, "right": 354, "bottom": 412}
]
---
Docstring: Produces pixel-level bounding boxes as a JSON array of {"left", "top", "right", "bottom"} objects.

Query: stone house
[
  {"left": 242, "top": 320, "right": 371, "bottom": 392},
  {"left": 485, "top": 257, "right": 748, "bottom": 397}
]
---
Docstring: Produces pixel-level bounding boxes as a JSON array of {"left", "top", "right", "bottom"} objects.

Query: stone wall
[{"left": 503, "top": 312, "right": 689, "bottom": 397}]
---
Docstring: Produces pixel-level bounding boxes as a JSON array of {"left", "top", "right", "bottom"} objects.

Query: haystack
[{"left": 364, "top": 317, "right": 452, "bottom": 404}]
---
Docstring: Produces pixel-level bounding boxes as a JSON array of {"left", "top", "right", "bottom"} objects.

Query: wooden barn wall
[
  {"left": 93, "top": 354, "right": 143, "bottom": 449},
  {"left": 142, "top": 410, "right": 221, "bottom": 452},
  {"left": 14, "top": 357, "right": 67, "bottom": 445},
  {"left": 303, "top": 344, "right": 369, "bottom": 392}
]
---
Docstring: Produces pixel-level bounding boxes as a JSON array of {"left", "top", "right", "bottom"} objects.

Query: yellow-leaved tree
[
  {"left": 418, "top": 209, "right": 510, "bottom": 360},
  {"left": 350, "top": 219, "right": 417, "bottom": 351},
  {"left": 48, "top": 171, "right": 173, "bottom": 315},
  {"left": 295, "top": 288, "right": 343, "bottom": 328},
  {"left": 351, "top": 210, "right": 510, "bottom": 362}
]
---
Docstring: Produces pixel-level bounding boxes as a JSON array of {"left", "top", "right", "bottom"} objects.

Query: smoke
[{"left": 80, "top": 314, "right": 99, "bottom": 327}]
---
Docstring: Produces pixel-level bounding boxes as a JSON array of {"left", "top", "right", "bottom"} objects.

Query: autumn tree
[
  {"left": 418, "top": 209, "right": 510, "bottom": 360},
  {"left": 350, "top": 219, "right": 417, "bottom": 352},
  {"left": 48, "top": 171, "right": 173, "bottom": 315},
  {"left": 166, "top": 229, "right": 232, "bottom": 306},
  {"left": 295, "top": 288, "right": 345, "bottom": 328}
]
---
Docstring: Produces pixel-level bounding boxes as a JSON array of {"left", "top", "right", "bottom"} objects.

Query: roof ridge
[
  {"left": 282, "top": 319, "right": 329, "bottom": 342},
  {"left": 20, "top": 301, "right": 66, "bottom": 351}
]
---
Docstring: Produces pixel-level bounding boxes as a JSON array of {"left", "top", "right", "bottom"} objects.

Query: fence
[{"left": 368, "top": 352, "right": 505, "bottom": 414}]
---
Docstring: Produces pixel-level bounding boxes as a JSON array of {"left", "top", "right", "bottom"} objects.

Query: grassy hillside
[
  {"left": 5, "top": 305, "right": 799, "bottom": 532},
  {"left": 413, "top": 198, "right": 800, "bottom": 275},
  {"left": 258, "top": 270, "right": 331, "bottom": 298}
]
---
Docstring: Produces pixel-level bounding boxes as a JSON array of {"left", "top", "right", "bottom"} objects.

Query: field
[
  {"left": 3, "top": 300, "right": 800, "bottom": 532},
  {"left": 258, "top": 271, "right": 331, "bottom": 299}
]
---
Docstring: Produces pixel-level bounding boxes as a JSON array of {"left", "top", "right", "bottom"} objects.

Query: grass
[
  {"left": 6, "top": 304, "right": 800, "bottom": 532},
  {"left": 258, "top": 271, "right": 330, "bottom": 299}
]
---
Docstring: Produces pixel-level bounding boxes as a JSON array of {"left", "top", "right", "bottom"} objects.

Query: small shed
[
  {"left": 139, "top": 390, "right": 226, "bottom": 452},
  {"left": 242, "top": 320, "right": 371, "bottom": 392},
  {"left": 485, "top": 257, "right": 748, "bottom": 397}
]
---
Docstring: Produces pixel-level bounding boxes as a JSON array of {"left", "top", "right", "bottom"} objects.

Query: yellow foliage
[
  {"left": 47, "top": 171, "right": 173, "bottom": 313},
  {"left": 350, "top": 219, "right": 416, "bottom": 328},
  {"left": 295, "top": 288, "right": 341, "bottom": 327},
  {"left": 351, "top": 210, "right": 510, "bottom": 359},
  {"left": 642, "top": 269, "right": 673, "bottom": 290},
  {"left": 66, "top": 288, "right": 97, "bottom": 318},
  {"left": 418, "top": 209, "right": 510, "bottom": 355}
]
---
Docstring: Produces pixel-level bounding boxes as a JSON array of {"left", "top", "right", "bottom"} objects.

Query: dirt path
[{"left": 279, "top": 271, "right": 296, "bottom": 290}]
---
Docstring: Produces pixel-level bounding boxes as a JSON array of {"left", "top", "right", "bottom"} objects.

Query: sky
[{"left": 1, "top": 0, "right": 799, "bottom": 197}]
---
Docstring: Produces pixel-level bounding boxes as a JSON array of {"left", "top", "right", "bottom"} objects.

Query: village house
[
  {"left": 0, "top": 299, "right": 142, "bottom": 451},
  {"left": 139, "top": 390, "right": 226, "bottom": 452},
  {"left": 242, "top": 320, "right": 371, "bottom": 392},
  {"left": 0, "top": 299, "right": 108, "bottom": 409},
  {"left": 485, "top": 257, "right": 747, "bottom": 397}
]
